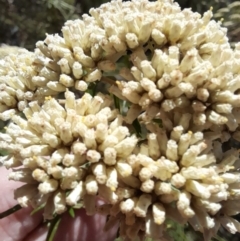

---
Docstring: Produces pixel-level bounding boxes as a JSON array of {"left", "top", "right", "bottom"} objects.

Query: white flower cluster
[
  {"left": 0, "top": 90, "right": 137, "bottom": 218},
  {"left": 0, "top": 49, "right": 60, "bottom": 121},
  {"left": 1, "top": 0, "right": 240, "bottom": 240}
]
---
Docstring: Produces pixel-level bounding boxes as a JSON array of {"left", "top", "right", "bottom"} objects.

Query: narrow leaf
[
  {"left": 46, "top": 215, "right": 61, "bottom": 241},
  {"left": 30, "top": 203, "right": 45, "bottom": 216},
  {"left": 68, "top": 207, "right": 75, "bottom": 218}
]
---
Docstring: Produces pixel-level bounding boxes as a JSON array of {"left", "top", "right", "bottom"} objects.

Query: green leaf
[
  {"left": 132, "top": 119, "right": 142, "bottom": 137},
  {"left": 68, "top": 207, "right": 75, "bottom": 218},
  {"left": 30, "top": 203, "right": 45, "bottom": 215},
  {"left": 152, "top": 118, "right": 163, "bottom": 127},
  {"left": 86, "top": 82, "right": 97, "bottom": 96},
  {"left": 113, "top": 94, "right": 120, "bottom": 111},
  {"left": 46, "top": 214, "right": 61, "bottom": 241},
  {"left": 212, "top": 235, "right": 227, "bottom": 241}
]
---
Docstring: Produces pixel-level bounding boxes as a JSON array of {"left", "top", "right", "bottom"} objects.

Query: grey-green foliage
[
  {"left": 213, "top": 1, "right": 240, "bottom": 45},
  {"left": 0, "top": 0, "right": 81, "bottom": 50},
  {"left": 176, "top": 0, "right": 240, "bottom": 46},
  {"left": 75, "top": 0, "right": 109, "bottom": 13}
]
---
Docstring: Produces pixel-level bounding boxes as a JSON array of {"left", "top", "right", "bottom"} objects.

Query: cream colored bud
[
  {"left": 86, "top": 150, "right": 101, "bottom": 163},
  {"left": 72, "top": 141, "right": 87, "bottom": 156},
  {"left": 178, "top": 131, "right": 192, "bottom": 156},
  {"left": 179, "top": 48, "right": 197, "bottom": 73},
  {"left": 220, "top": 173, "right": 239, "bottom": 184},
  {"left": 47, "top": 81, "right": 66, "bottom": 92},
  {"left": 38, "top": 179, "right": 58, "bottom": 194},
  {"left": 213, "top": 103, "right": 232, "bottom": 114},
  {"left": 169, "top": 20, "right": 182, "bottom": 43},
  {"left": 170, "top": 126, "right": 184, "bottom": 142},
  {"left": 119, "top": 175, "right": 141, "bottom": 189},
  {"left": 152, "top": 203, "right": 165, "bottom": 225},
  {"left": 170, "top": 69, "right": 183, "bottom": 86},
  {"left": 185, "top": 180, "right": 211, "bottom": 199},
  {"left": 72, "top": 62, "right": 83, "bottom": 79},
  {"left": 60, "top": 177, "right": 78, "bottom": 190},
  {"left": 106, "top": 167, "right": 118, "bottom": 191},
  {"left": 134, "top": 194, "right": 152, "bottom": 217},
  {"left": 59, "top": 122, "right": 73, "bottom": 145},
  {"left": 54, "top": 191, "right": 66, "bottom": 214},
  {"left": 111, "top": 126, "right": 129, "bottom": 142},
  {"left": 141, "top": 179, "right": 154, "bottom": 193},
  {"left": 8, "top": 169, "right": 36, "bottom": 184},
  {"left": 95, "top": 123, "right": 108, "bottom": 143},
  {"left": 193, "top": 112, "right": 207, "bottom": 125},
  {"left": 85, "top": 175, "right": 98, "bottom": 195},
  {"left": 140, "top": 61, "right": 156, "bottom": 81},
  {"left": 98, "top": 135, "right": 118, "bottom": 152},
  {"left": 171, "top": 173, "right": 186, "bottom": 188},
  {"left": 103, "top": 147, "right": 117, "bottom": 166},
  {"left": 65, "top": 90, "right": 76, "bottom": 110},
  {"left": 42, "top": 133, "right": 61, "bottom": 148},
  {"left": 208, "top": 111, "right": 228, "bottom": 125},
  {"left": 62, "top": 153, "right": 75, "bottom": 166},
  {"left": 114, "top": 135, "right": 138, "bottom": 158},
  {"left": 145, "top": 212, "right": 163, "bottom": 239},
  {"left": 154, "top": 181, "right": 172, "bottom": 195},
  {"left": 126, "top": 33, "right": 139, "bottom": 48},
  {"left": 177, "top": 191, "right": 195, "bottom": 218},
  {"left": 161, "top": 99, "right": 176, "bottom": 112},
  {"left": 75, "top": 80, "right": 88, "bottom": 91},
  {"left": 66, "top": 181, "right": 85, "bottom": 206},
  {"left": 122, "top": 88, "right": 141, "bottom": 104},
  {"left": 92, "top": 163, "right": 107, "bottom": 184},
  {"left": 2, "top": 156, "right": 21, "bottom": 169},
  {"left": 73, "top": 47, "right": 95, "bottom": 67},
  {"left": 62, "top": 166, "right": 79, "bottom": 179},
  {"left": 149, "top": 89, "right": 163, "bottom": 102},
  {"left": 85, "top": 69, "right": 102, "bottom": 82},
  {"left": 116, "top": 161, "right": 132, "bottom": 177},
  {"left": 178, "top": 113, "right": 192, "bottom": 131},
  {"left": 109, "top": 35, "right": 127, "bottom": 52},
  {"left": 181, "top": 166, "right": 216, "bottom": 180},
  {"left": 139, "top": 167, "right": 153, "bottom": 182},
  {"left": 58, "top": 58, "right": 71, "bottom": 74},
  {"left": 84, "top": 129, "right": 97, "bottom": 149},
  {"left": 151, "top": 29, "right": 166, "bottom": 46},
  {"left": 166, "top": 140, "right": 178, "bottom": 161},
  {"left": 131, "top": 66, "right": 142, "bottom": 82},
  {"left": 32, "top": 168, "right": 49, "bottom": 182},
  {"left": 116, "top": 187, "right": 136, "bottom": 200},
  {"left": 47, "top": 165, "right": 63, "bottom": 179},
  {"left": 120, "top": 198, "right": 136, "bottom": 213}
]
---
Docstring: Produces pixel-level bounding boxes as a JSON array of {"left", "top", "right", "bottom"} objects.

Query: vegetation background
[
  {"left": 1, "top": 0, "right": 240, "bottom": 240},
  {"left": 1, "top": 0, "right": 240, "bottom": 50}
]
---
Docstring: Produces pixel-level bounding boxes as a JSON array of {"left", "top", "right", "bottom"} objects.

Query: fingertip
[
  {"left": 0, "top": 167, "right": 43, "bottom": 240},
  {"left": 53, "top": 208, "right": 118, "bottom": 241}
]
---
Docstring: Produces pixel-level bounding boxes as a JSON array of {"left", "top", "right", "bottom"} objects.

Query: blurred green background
[
  {"left": 1, "top": 0, "right": 240, "bottom": 240},
  {"left": 1, "top": 0, "right": 240, "bottom": 50}
]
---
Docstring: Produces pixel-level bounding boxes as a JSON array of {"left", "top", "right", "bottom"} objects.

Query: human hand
[{"left": 0, "top": 168, "right": 118, "bottom": 241}]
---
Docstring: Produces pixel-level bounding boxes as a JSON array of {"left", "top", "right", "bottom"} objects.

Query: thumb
[
  {"left": 0, "top": 167, "right": 43, "bottom": 241},
  {"left": 53, "top": 205, "right": 118, "bottom": 241}
]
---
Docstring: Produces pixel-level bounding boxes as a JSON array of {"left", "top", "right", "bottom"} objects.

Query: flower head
[{"left": 1, "top": 0, "right": 240, "bottom": 240}]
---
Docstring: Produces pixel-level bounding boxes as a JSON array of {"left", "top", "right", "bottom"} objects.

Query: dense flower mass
[{"left": 1, "top": 0, "right": 240, "bottom": 240}]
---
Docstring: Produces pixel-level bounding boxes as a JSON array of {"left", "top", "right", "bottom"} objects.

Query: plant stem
[{"left": 0, "top": 204, "right": 22, "bottom": 219}]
